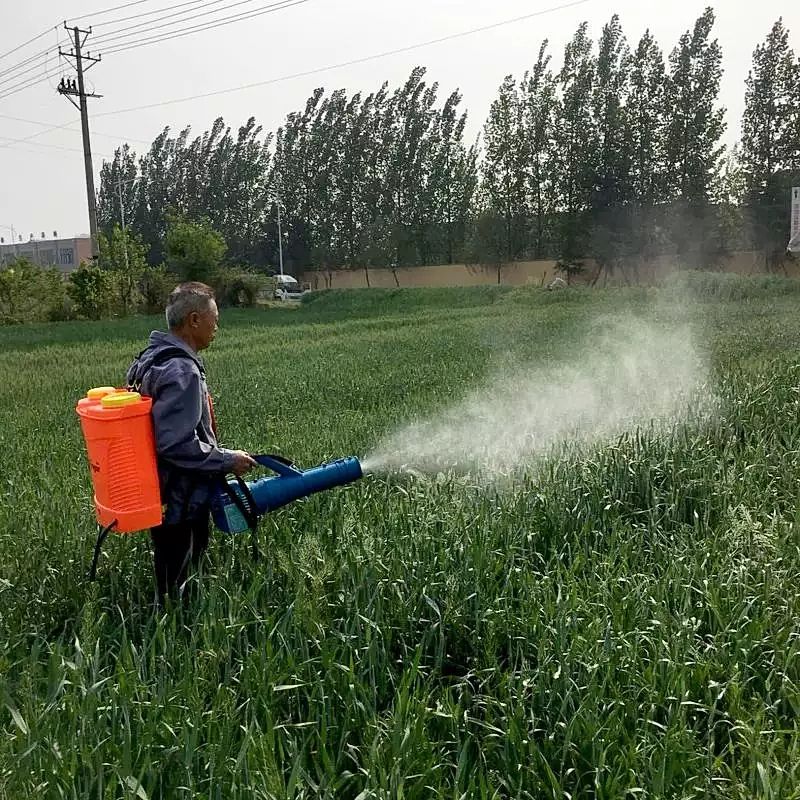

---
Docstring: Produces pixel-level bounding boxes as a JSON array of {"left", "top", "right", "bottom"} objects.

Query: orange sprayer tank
[{"left": 76, "top": 388, "right": 162, "bottom": 533}]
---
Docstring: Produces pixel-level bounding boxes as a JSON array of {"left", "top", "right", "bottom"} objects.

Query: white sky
[{"left": 0, "top": 0, "right": 797, "bottom": 239}]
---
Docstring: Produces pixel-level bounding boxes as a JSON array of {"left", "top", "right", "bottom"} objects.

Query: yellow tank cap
[
  {"left": 87, "top": 386, "right": 117, "bottom": 400},
  {"left": 101, "top": 391, "right": 142, "bottom": 408}
]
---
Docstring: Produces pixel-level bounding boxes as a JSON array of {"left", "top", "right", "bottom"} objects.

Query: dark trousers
[{"left": 150, "top": 515, "right": 210, "bottom": 603}]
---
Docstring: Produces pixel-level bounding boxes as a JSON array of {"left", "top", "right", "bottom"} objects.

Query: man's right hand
[{"left": 229, "top": 450, "right": 258, "bottom": 476}]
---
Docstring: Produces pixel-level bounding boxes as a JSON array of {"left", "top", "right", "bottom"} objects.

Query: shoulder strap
[
  {"left": 128, "top": 346, "right": 203, "bottom": 392},
  {"left": 149, "top": 346, "right": 202, "bottom": 372}
]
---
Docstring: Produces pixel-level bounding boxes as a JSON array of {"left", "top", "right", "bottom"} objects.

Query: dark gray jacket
[{"left": 126, "top": 331, "right": 236, "bottom": 525}]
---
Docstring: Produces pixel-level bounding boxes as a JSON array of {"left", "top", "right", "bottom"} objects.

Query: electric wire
[
  {"left": 103, "top": 0, "right": 309, "bottom": 54},
  {"left": 0, "top": 0, "right": 592, "bottom": 156},
  {"left": 0, "top": 25, "right": 58, "bottom": 62},
  {"left": 91, "top": 0, "right": 292, "bottom": 49},
  {"left": 96, "top": 0, "right": 592, "bottom": 116}
]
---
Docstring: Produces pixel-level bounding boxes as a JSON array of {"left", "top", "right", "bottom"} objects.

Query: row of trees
[
  {"left": 98, "top": 74, "right": 477, "bottom": 278},
  {"left": 0, "top": 218, "right": 264, "bottom": 325},
  {"left": 95, "top": 8, "right": 800, "bottom": 280}
]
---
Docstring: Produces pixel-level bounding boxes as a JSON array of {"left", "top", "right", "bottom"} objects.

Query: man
[{"left": 126, "top": 281, "right": 256, "bottom": 602}]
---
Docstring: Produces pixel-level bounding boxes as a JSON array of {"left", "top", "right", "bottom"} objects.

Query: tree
[
  {"left": 741, "top": 19, "right": 799, "bottom": 260},
  {"left": 554, "top": 22, "right": 597, "bottom": 267},
  {"left": 664, "top": 7, "right": 726, "bottom": 203},
  {"left": 164, "top": 217, "right": 226, "bottom": 283},
  {"left": 520, "top": 41, "right": 558, "bottom": 259},
  {"left": 482, "top": 74, "right": 528, "bottom": 262},
  {"left": 67, "top": 264, "right": 114, "bottom": 320},
  {"left": 742, "top": 19, "right": 796, "bottom": 186},
  {"left": 98, "top": 226, "right": 149, "bottom": 314},
  {"left": 0, "top": 259, "right": 67, "bottom": 324},
  {"left": 423, "top": 89, "right": 477, "bottom": 264},
  {"left": 97, "top": 144, "right": 138, "bottom": 238},
  {"left": 589, "top": 15, "right": 633, "bottom": 281},
  {"left": 464, "top": 210, "right": 507, "bottom": 283},
  {"left": 138, "top": 265, "right": 173, "bottom": 314},
  {"left": 380, "top": 67, "right": 441, "bottom": 266},
  {"left": 626, "top": 29, "right": 669, "bottom": 268}
]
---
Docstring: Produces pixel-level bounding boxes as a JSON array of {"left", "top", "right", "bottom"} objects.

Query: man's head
[{"left": 166, "top": 282, "right": 219, "bottom": 351}]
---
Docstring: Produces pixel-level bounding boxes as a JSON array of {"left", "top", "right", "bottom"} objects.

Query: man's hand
[{"left": 229, "top": 450, "right": 258, "bottom": 476}]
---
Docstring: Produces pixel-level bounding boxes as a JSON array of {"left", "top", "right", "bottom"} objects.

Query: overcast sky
[{"left": 0, "top": 0, "right": 797, "bottom": 240}]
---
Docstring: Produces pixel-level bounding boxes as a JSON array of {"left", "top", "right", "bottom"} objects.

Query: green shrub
[
  {"left": 67, "top": 263, "right": 114, "bottom": 320},
  {"left": 0, "top": 258, "right": 69, "bottom": 324},
  {"left": 214, "top": 267, "right": 266, "bottom": 308},
  {"left": 164, "top": 216, "right": 226, "bottom": 283},
  {"left": 137, "top": 265, "right": 173, "bottom": 315}
]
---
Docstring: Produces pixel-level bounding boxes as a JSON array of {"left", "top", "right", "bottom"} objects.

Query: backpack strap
[
  {"left": 127, "top": 346, "right": 204, "bottom": 392},
  {"left": 127, "top": 345, "right": 209, "bottom": 525}
]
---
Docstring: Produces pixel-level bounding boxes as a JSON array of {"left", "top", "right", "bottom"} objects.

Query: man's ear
[{"left": 188, "top": 311, "right": 201, "bottom": 328}]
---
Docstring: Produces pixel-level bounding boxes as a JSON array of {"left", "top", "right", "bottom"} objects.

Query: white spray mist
[{"left": 362, "top": 316, "right": 709, "bottom": 478}]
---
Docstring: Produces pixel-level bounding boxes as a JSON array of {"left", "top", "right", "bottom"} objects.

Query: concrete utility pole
[
  {"left": 116, "top": 175, "right": 139, "bottom": 271},
  {"left": 117, "top": 176, "right": 129, "bottom": 271},
  {"left": 58, "top": 25, "right": 102, "bottom": 260},
  {"left": 276, "top": 194, "right": 284, "bottom": 276}
]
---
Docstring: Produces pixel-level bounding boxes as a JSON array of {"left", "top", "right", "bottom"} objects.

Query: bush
[
  {"left": 0, "top": 258, "right": 69, "bottom": 325},
  {"left": 165, "top": 216, "right": 226, "bottom": 283},
  {"left": 67, "top": 264, "right": 114, "bottom": 320},
  {"left": 138, "top": 265, "right": 174, "bottom": 315},
  {"left": 214, "top": 267, "right": 266, "bottom": 308},
  {"left": 98, "top": 226, "right": 149, "bottom": 314}
]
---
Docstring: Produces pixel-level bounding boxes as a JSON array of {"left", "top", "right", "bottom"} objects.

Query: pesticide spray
[{"left": 362, "top": 316, "right": 710, "bottom": 479}]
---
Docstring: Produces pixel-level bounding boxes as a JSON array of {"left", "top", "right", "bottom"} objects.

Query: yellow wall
[{"left": 301, "top": 251, "right": 800, "bottom": 289}]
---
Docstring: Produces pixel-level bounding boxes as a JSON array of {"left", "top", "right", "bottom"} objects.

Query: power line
[
  {"left": 96, "top": 0, "right": 591, "bottom": 116},
  {"left": 0, "top": 47, "right": 53, "bottom": 82},
  {"left": 68, "top": 0, "right": 169, "bottom": 24},
  {"left": 91, "top": 0, "right": 209, "bottom": 29},
  {"left": 92, "top": 0, "right": 287, "bottom": 49},
  {"left": 0, "top": 53, "right": 53, "bottom": 89},
  {"left": 0, "top": 0, "right": 307, "bottom": 101},
  {"left": 0, "top": 73, "right": 53, "bottom": 103},
  {"left": 0, "top": 25, "right": 57, "bottom": 62},
  {"left": 0, "top": 118, "right": 86, "bottom": 151},
  {"left": 91, "top": 0, "right": 228, "bottom": 43},
  {"left": 1, "top": 0, "right": 591, "bottom": 149},
  {"left": 0, "top": 133, "right": 113, "bottom": 157},
  {"left": 0, "top": 0, "right": 200, "bottom": 75},
  {"left": 103, "top": 0, "right": 309, "bottom": 54},
  {"left": 0, "top": 112, "right": 152, "bottom": 144}
]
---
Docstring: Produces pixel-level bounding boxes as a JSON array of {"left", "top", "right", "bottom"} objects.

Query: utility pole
[
  {"left": 58, "top": 25, "right": 102, "bottom": 260},
  {"left": 117, "top": 176, "right": 129, "bottom": 271},
  {"left": 276, "top": 194, "right": 284, "bottom": 276}
]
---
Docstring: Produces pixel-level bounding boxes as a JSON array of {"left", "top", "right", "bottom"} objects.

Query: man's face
[{"left": 192, "top": 300, "right": 219, "bottom": 350}]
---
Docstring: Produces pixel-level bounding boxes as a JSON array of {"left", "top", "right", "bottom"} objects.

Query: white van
[{"left": 273, "top": 274, "right": 307, "bottom": 301}]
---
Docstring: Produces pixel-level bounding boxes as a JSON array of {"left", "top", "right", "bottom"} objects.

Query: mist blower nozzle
[{"left": 212, "top": 454, "right": 363, "bottom": 534}]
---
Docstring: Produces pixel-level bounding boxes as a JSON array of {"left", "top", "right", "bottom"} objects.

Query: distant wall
[{"left": 301, "top": 251, "right": 800, "bottom": 289}]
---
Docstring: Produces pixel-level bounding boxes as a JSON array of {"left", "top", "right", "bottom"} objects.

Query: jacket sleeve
[{"left": 151, "top": 364, "right": 236, "bottom": 473}]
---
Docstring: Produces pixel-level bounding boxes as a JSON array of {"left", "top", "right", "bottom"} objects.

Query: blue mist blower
[{"left": 212, "top": 454, "right": 363, "bottom": 534}]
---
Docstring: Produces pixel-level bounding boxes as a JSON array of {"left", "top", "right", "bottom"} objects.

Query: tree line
[{"left": 95, "top": 7, "right": 800, "bottom": 281}]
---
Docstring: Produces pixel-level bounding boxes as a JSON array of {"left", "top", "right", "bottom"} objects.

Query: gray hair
[{"left": 165, "top": 282, "right": 216, "bottom": 330}]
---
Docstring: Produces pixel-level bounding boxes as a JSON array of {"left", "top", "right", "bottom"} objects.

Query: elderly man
[{"left": 126, "top": 282, "right": 256, "bottom": 602}]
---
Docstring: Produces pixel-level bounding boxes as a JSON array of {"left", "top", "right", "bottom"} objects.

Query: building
[{"left": 0, "top": 233, "right": 93, "bottom": 273}]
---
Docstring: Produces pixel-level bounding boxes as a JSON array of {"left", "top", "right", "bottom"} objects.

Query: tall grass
[{"left": 1, "top": 281, "right": 800, "bottom": 798}]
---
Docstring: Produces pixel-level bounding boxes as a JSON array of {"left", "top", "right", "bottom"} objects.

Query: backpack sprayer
[{"left": 76, "top": 386, "right": 363, "bottom": 579}]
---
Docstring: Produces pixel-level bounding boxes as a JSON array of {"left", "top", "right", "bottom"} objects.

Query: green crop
[{"left": 1, "top": 282, "right": 800, "bottom": 799}]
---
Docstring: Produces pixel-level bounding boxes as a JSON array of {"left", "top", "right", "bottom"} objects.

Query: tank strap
[
  {"left": 88, "top": 519, "right": 117, "bottom": 581},
  {"left": 128, "top": 346, "right": 204, "bottom": 392}
]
